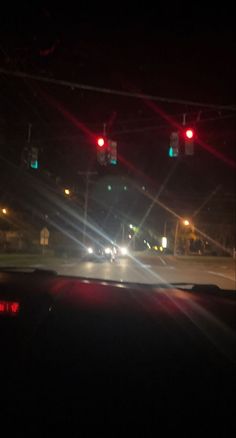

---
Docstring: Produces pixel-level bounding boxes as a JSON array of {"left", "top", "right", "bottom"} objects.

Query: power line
[{"left": 1, "top": 67, "right": 236, "bottom": 111}]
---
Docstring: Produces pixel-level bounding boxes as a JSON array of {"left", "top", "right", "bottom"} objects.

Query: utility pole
[
  {"left": 163, "top": 220, "right": 167, "bottom": 237},
  {"left": 121, "top": 222, "right": 125, "bottom": 244},
  {"left": 78, "top": 171, "right": 97, "bottom": 244},
  {"left": 173, "top": 220, "right": 179, "bottom": 256}
]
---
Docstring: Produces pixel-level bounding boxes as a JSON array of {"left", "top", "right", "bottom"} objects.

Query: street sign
[{"left": 40, "top": 227, "right": 50, "bottom": 246}]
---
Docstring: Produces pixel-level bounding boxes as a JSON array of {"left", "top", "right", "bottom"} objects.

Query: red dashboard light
[{"left": 0, "top": 301, "right": 20, "bottom": 316}]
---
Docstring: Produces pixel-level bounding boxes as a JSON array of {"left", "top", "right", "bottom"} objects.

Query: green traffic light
[
  {"left": 31, "top": 160, "right": 38, "bottom": 169},
  {"left": 169, "top": 147, "right": 178, "bottom": 157}
]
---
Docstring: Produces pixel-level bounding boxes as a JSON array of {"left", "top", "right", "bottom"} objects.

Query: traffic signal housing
[
  {"left": 96, "top": 136, "right": 107, "bottom": 165},
  {"left": 184, "top": 128, "right": 195, "bottom": 155},
  {"left": 30, "top": 147, "right": 39, "bottom": 169},
  {"left": 96, "top": 136, "right": 118, "bottom": 165},
  {"left": 169, "top": 132, "right": 179, "bottom": 157},
  {"left": 21, "top": 146, "right": 39, "bottom": 169},
  {"left": 108, "top": 140, "right": 117, "bottom": 165}
]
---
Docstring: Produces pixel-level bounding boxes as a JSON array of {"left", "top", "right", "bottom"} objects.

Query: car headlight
[
  {"left": 87, "top": 247, "right": 93, "bottom": 254},
  {"left": 120, "top": 247, "right": 128, "bottom": 256},
  {"left": 104, "top": 247, "right": 111, "bottom": 254}
]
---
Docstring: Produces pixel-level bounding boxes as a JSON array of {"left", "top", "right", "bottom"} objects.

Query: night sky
[{"left": 0, "top": 4, "right": 235, "bottom": 234}]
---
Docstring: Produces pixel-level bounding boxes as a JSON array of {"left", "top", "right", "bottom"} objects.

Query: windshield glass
[{"left": 0, "top": 6, "right": 235, "bottom": 289}]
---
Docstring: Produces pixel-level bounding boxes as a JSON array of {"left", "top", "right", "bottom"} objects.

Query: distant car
[
  {"left": 84, "top": 243, "right": 117, "bottom": 262},
  {"left": 116, "top": 245, "right": 129, "bottom": 258},
  {"left": 101, "top": 245, "right": 117, "bottom": 262}
]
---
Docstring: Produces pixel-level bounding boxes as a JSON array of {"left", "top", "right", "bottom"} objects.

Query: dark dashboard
[{"left": 0, "top": 270, "right": 235, "bottom": 430}]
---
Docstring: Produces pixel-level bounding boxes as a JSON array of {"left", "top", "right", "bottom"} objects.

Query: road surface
[
  {"left": 0, "top": 253, "right": 235, "bottom": 290},
  {"left": 57, "top": 254, "right": 236, "bottom": 290}
]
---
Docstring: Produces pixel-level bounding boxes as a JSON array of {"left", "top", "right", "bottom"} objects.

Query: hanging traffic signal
[
  {"left": 184, "top": 128, "right": 195, "bottom": 155},
  {"left": 169, "top": 132, "right": 179, "bottom": 157},
  {"left": 30, "top": 147, "right": 39, "bottom": 169},
  {"left": 96, "top": 136, "right": 107, "bottom": 165},
  {"left": 96, "top": 136, "right": 118, "bottom": 165},
  {"left": 108, "top": 140, "right": 117, "bottom": 165}
]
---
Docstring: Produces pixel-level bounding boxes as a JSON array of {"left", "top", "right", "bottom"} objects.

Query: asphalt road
[
  {"left": 0, "top": 253, "right": 235, "bottom": 290},
  {"left": 57, "top": 255, "right": 236, "bottom": 290}
]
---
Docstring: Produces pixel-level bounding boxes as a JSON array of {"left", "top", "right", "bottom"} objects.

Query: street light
[
  {"left": 162, "top": 237, "right": 167, "bottom": 249},
  {"left": 64, "top": 188, "right": 70, "bottom": 196},
  {"left": 129, "top": 224, "right": 133, "bottom": 229},
  {"left": 174, "top": 218, "right": 192, "bottom": 256},
  {"left": 2, "top": 208, "right": 7, "bottom": 215}
]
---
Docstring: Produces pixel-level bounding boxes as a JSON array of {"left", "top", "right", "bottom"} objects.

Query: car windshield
[{"left": 0, "top": 6, "right": 235, "bottom": 290}]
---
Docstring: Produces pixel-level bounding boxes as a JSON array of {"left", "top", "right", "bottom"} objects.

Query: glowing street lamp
[
  {"left": 64, "top": 189, "right": 70, "bottom": 196},
  {"left": 2, "top": 208, "right": 7, "bottom": 215},
  {"left": 162, "top": 237, "right": 167, "bottom": 248},
  {"left": 174, "top": 219, "right": 192, "bottom": 255}
]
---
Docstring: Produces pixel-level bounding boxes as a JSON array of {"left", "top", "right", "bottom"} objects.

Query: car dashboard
[{"left": 0, "top": 270, "right": 235, "bottom": 429}]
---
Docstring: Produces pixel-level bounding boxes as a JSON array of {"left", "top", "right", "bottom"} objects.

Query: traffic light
[
  {"left": 96, "top": 136, "right": 107, "bottom": 165},
  {"left": 169, "top": 132, "right": 179, "bottom": 157},
  {"left": 30, "top": 147, "right": 39, "bottom": 169},
  {"left": 97, "top": 137, "right": 105, "bottom": 147},
  {"left": 184, "top": 128, "right": 195, "bottom": 155},
  {"left": 108, "top": 140, "right": 117, "bottom": 165},
  {"left": 96, "top": 136, "right": 118, "bottom": 165}
]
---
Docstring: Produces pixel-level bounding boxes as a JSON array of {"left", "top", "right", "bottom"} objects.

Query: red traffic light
[
  {"left": 97, "top": 137, "right": 105, "bottom": 147},
  {"left": 184, "top": 128, "right": 195, "bottom": 155},
  {"left": 185, "top": 129, "right": 194, "bottom": 139}
]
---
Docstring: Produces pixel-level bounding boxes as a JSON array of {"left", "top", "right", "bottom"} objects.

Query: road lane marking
[
  {"left": 159, "top": 256, "right": 167, "bottom": 265},
  {"left": 207, "top": 271, "right": 236, "bottom": 282}
]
